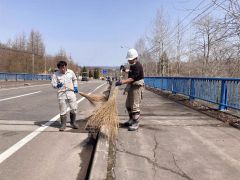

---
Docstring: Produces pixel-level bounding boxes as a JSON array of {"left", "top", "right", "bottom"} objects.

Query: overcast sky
[{"left": 0, "top": 0, "right": 212, "bottom": 66}]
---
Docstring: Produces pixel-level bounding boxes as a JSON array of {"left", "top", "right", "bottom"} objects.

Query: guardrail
[
  {"left": 144, "top": 77, "right": 240, "bottom": 111},
  {"left": 0, "top": 72, "right": 51, "bottom": 81}
]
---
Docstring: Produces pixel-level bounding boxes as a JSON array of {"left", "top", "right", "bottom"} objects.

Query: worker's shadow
[
  {"left": 76, "top": 133, "right": 97, "bottom": 180},
  {"left": 119, "top": 122, "right": 130, "bottom": 129},
  {"left": 34, "top": 120, "right": 60, "bottom": 128},
  {"left": 118, "top": 114, "right": 131, "bottom": 129},
  {"left": 67, "top": 118, "right": 89, "bottom": 133}
]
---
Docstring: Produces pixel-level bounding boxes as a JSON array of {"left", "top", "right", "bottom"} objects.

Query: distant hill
[{"left": 79, "top": 66, "right": 119, "bottom": 70}]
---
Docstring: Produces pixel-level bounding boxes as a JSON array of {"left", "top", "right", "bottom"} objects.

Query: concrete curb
[
  {"left": 88, "top": 84, "right": 115, "bottom": 179},
  {"left": 88, "top": 132, "right": 109, "bottom": 180}
]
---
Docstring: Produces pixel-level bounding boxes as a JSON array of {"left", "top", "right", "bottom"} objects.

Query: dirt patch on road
[
  {"left": 146, "top": 86, "right": 240, "bottom": 129},
  {"left": 0, "top": 80, "right": 50, "bottom": 89}
]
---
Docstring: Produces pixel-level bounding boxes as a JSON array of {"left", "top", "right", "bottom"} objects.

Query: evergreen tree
[
  {"left": 94, "top": 68, "right": 100, "bottom": 79},
  {"left": 89, "top": 70, "right": 93, "bottom": 78},
  {"left": 82, "top": 66, "right": 87, "bottom": 73}
]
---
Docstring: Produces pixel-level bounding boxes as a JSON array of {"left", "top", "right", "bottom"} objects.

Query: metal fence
[
  {"left": 144, "top": 77, "right": 240, "bottom": 110},
  {"left": 0, "top": 72, "right": 51, "bottom": 81}
]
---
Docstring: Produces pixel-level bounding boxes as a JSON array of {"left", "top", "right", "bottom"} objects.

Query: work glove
[
  {"left": 57, "top": 82, "right": 63, "bottom": 88},
  {"left": 74, "top": 86, "right": 78, "bottom": 93},
  {"left": 115, "top": 80, "right": 122, "bottom": 86},
  {"left": 120, "top": 65, "right": 126, "bottom": 72}
]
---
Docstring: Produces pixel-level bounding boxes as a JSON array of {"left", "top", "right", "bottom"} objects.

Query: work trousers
[
  {"left": 125, "top": 85, "right": 143, "bottom": 113},
  {"left": 58, "top": 96, "right": 77, "bottom": 115}
]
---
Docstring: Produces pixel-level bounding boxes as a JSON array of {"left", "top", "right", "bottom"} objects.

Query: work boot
[
  {"left": 123, "top": 110, "right": 133, "bottom": 126},
  {"left": 70, "top": 112, "right": 79, "bottom": 129},
  {"left": 128, "top": 120, "right": 139, "bottom": 131},
  {"left": 128, "top": 112, "right": 140, "bottom": 131},
  {"left": 59, "top": 114, "right": 67, "bottom": 131},
  {"left": 123, "top": 119, "right": 134, "bottom": 126}
]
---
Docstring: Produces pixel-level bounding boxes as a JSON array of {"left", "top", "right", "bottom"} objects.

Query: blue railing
[
  {"left": 0, "top": 72, "right": 51, "bottom": 81},
  {"left": 144, "top": 77, "right": 240, "bottom": 110}
]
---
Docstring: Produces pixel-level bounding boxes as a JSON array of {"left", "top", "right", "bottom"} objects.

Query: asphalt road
[{"left": 0, "top": 80, "right": 108, "bottom": 180}]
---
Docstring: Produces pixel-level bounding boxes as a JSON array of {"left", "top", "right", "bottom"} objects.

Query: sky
[{"left": 0, "top": 0, "right": 213, "bottom": 67}]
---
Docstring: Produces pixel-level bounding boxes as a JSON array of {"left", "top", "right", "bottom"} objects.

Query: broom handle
[
  {"left": 58, "top": 86, "right": 90, "bottom": 99},
  {"left": 78, "top": 92, "right": 89, "bottom": 97},
  {"left": 58, "top": 86, "right": 74, "bottom": 93}
]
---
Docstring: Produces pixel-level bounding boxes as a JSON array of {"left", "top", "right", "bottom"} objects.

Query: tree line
[
  {"left": 134, "top": 0, "right": 240, "bottom": 78},
  {"left": 81, "top": 66, "right": 101, "bottom": 79},
  {"left": 0, "top": 30, "right": 79, "bottom": 74}
]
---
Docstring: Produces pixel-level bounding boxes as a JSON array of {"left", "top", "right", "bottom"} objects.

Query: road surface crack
[
  {"left": 117, "top": 143, "right": 193, "bottom": 180},
  {"left": 152, "top": 134, "right": 158, "bottom": 177},
  {"left": 171, "top": 153, "right": 192, "bottom": 180}
]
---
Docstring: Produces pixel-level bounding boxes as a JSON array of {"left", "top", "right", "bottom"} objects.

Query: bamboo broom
[
  {"left": 78, "top": 92, "right": 108, "bottom": 104},
  {"left": 58, "top": 84, "right": 108, "bottom": 104},
  {"left": 61, "top": 83, "right": 119, "bottom": 141},
  {"left": 85, "top": 88, "right": 119, "bottom": 142}
]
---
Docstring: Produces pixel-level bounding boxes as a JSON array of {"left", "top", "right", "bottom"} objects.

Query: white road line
[
  {"left": 0, "top": 81, "right": 104, "bottom": 91},
  {"left": 0, "top": 83, "right": 106, "bottom": 164},
  {"left": 0, "top": 91, "right": 41, "bottom": 102},
  {"left": 0, "top": 84, "right": 50, "bottom": 91}
]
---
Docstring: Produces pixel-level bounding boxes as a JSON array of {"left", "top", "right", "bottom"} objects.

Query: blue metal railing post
[
  {"left": 190, "top": 78, "right": 195, "bottom": 100},
  {"left": 0, "top": 72, "right": 51, "bottom": 81},
  {"left": 144, "top": 76, "right": 240, "bottom": 110},
  {"left": 153, "top": 77, "right": 156, "bottom": 88},
  {"left": 172, "top": 78, "right": 176, "bottom": 94},
  {"left": 154, "top": 77, "right": 158, "bottom": 88},
  {"left": 219, "top": 80, "right": 228, "bottom": 110}
]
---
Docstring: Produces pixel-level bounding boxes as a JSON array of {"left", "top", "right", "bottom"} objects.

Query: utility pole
[
  {"left": 32, "top": 53, "right": 35, "bottom": 74},
  {"left": 162, "top": 41, "right": 167, "bottom": 76},
  {"left": 158, "top": 41, "right": 161, "bottom": 76},
  {"left": 159, "top": 41, "right": 164, "bottom": 76},
  {"left": 44, "top": 55, "right": 47, "bottom": 74}
]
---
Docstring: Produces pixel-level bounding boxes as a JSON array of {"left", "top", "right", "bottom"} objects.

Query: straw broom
[
  {"left": 85, "top": 88, "right": 119, "bottom": 142},
  {"left": 75, "top": 82, "right": 109, "bottom": 104},
  {"left": 79, "top": 92, "right": 108, "bottom": 104},
  {"left": 60, "top": 83, "right": 119, "bottom": 140},
  {"left": 58, "top": 84, "right": 108, "bottom": 104}
]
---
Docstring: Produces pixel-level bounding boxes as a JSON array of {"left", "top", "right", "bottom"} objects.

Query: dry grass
[
  {"left": 85, "top": 88, "right": 119, "bottom": 142},
  {"left": 79, "top": 92, "right": 108, "bottom": 104}
]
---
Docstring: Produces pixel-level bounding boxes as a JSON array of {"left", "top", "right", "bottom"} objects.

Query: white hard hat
[{"left": 126, "top": 48, "right": 138, "bottom": 60}]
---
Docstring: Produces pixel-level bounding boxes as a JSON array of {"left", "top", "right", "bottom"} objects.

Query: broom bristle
[
  {"left": 79, "top": 92, "right": 108, "bottom": 104},
  {"left": 85, "top": 88, "right": 119, "bottom": 141}
]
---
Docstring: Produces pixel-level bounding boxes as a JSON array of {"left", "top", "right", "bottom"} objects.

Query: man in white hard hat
[
  {"left": 115, "top": 48, "right": 144, "bottom": 131},
  {"left": 51, "top": 60, "right": 79, "bottom": 131}
]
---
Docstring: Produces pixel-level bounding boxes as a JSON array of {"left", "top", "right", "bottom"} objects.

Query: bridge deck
[{"left": 114, "top": 87, "right": 240, "bottom": 180}]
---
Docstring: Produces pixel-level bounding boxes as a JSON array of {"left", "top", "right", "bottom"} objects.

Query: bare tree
[
  {"left": 0, "top": 30, "right": 79, "bottom": 74},
  {"left": 192, "top": 15, "right": 227, "bottom": 76},
  {"left": 132, "top": 1, "right": 240, "bottom": 78},
  {"left": 27, "top": 30, "right": 45, "bottom": 55},
  {"left": 148, "top": 9, "right": 170, "bottom": 76},
  {"left": 171, "top": 19, "right": 185, "bottom": 76},
  {"left": 134, "top": 38, "right": 158, "bottom": 76}
]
